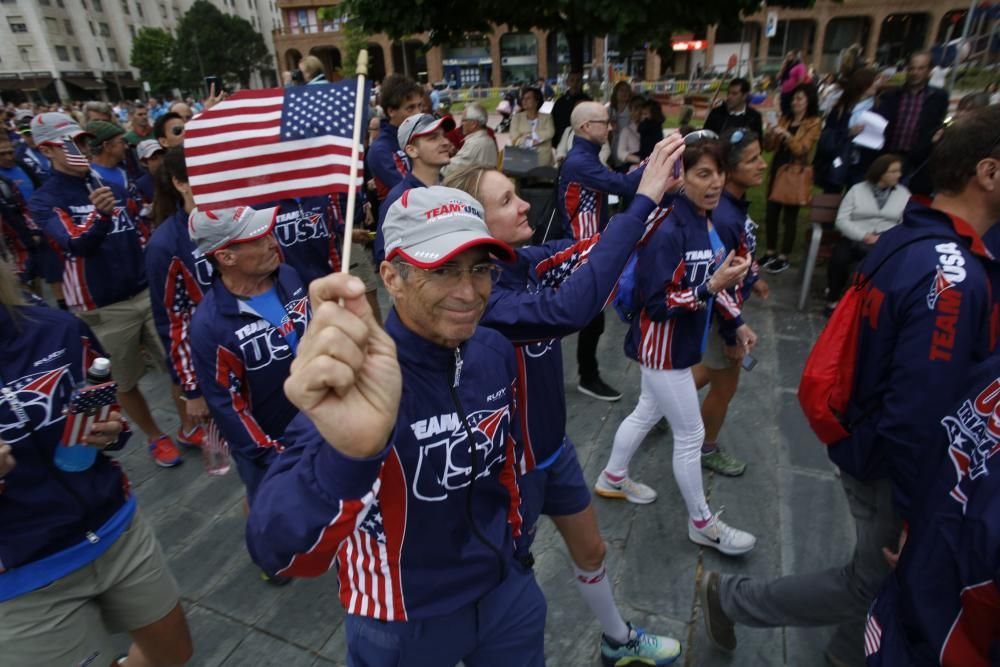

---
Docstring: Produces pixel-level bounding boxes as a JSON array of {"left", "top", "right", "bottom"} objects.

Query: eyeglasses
[
  {"left": 402, "top": 261, "right": 503, "bottom": 286},
  {"left": 587, "top": 119, "right": 611, "bottom": 126},
  {"left": 683, "top": 129, "right": 719, "bottom": 146}
]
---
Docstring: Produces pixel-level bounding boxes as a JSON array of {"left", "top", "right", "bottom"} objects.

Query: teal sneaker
[
  {"left": 701, "top": 447, "right": 747, "bottom": 477},
  {"left": 600, "top": 623, "right": 682, "bottom": 666}
]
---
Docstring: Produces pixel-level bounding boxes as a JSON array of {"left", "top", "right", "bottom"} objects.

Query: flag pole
[{"left": 340, "top": 48, "right": 369, "bottom": 275}]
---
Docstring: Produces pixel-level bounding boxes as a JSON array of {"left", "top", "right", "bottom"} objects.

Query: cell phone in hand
[
  {"left": 86, "top": 170, "right": 106, "bottom": 194},
  {"left": 204, "top": 76, "right": 223, "bottom": 95},
  {"left": 766, "top": 111, "right": 778, "bottom": 127},
  {"left": 741, "top": 353, "right": 758, "bottom": 372}
]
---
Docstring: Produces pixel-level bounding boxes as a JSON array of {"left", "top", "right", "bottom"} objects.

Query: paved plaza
[{"left": 110, "top": 270, "right": 851, "bottom": 667}]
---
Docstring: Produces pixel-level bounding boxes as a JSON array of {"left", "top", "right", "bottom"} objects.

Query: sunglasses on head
[{"left": 683, "top": 129, "right": 719, "bottom": 145}]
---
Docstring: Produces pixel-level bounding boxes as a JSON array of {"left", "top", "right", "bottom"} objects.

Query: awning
[
  {"left": 61, "top": 76, "right": 107, "bottom": 91},
  {"left": 15, "top": 75, "right": 54, "bottom": 90}
]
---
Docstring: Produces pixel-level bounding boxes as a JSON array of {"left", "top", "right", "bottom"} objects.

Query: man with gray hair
[
  {"left": 82, "top": 101, "right": 115, "bottom": 125},
  {"left": 557, "top": 100, "right": 648, "bottom": 401},
  {"left": 442, "top": 102, "right": 498, "bottom": 176}
]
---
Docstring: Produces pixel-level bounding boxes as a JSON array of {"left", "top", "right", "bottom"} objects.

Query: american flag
[
  {"left": 61, "top": 381, "right": 118, "bottom": 445},
  {"left": 184, "top": 81, "right": 370, "bottom": 210},
  {"left": 63, "top": 138, "right": 90, "bottom": 169},
  {"left": 565, "top": 183, "right": 601, "bottom": 240},
  {"left": 202, "top": 420, "right": 231, "bottom": 476},
  {"left": 864, "top": 611, "right": 883, "bottom": 657}
]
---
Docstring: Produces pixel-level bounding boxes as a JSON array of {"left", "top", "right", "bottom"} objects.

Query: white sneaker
[
  {"left": 594, "top": 470, "right": 658, "bottom": 504},
  {"left": 688, "top": 509, "right": 756, "bottom": 556}
]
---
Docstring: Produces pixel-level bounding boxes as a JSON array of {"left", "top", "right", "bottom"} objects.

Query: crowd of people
[{"left": 1, "top": 46, "right": 1000, "bottom": 667}]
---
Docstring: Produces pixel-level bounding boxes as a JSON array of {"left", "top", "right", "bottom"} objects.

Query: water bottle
[{"left": 54, "top": 358, "right": 111, "bottom": 472}]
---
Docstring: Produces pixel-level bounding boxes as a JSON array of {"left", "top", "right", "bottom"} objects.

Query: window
[
  {"left": 136, "top": 1, "right": 142, "bottom": 17},
  {"left": 45, "top": 17, "right": 59, "bottom": 34},
  {"left": 159, "top": 3, "right": 166, "bottom": 18},
  {"left": 73, "top": 46, "right": 82, "bottom": 60},
  {"left": 7, "top": 17, "right": 28, "bottom": 33},
  {"left": 129, "top": 24, "right": 135, "bottom": 37},
  {"left": 97, "top": 46, "right": 104, "bottom": 61},
  {"left": 40, "top": 0, "right": 52, "bottom": 5},
  {"left": 81, "top": 0, "right": 87, "bottom": 7},
  {"left": 64, "top": 19, "right": 74, "bottom": 34},
  {"left": 55, "top": 45, "right": 69, "bottom": 61},
  {"left": 58, "top": 0, "right": 65, "bottom": 6},
  {"left": 99, "top": 22, "right": 110, "bottom": 36},
  {"left": 121, "top": 0, "right": 129, "bottom": 13},
  {"left": 92, "top": 0, "right": 103, "bottom": 10},
  {"left": 108, "top": 47, "right": 118, "bottom": 63}
]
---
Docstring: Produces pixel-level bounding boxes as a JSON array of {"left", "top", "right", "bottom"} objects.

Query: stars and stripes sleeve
[
  {"left": 246, "top": 413, "right": 388, "bottom": 578},
  {"left": 641, "top": 232, "right": 707, "bottom": 322},
  {"left": 571, "top": 152, "right": 646, "bottom": 198},
  {"left": 146, "top": 249, "right": 202, "bottom": 397},
  {"left": 483, "top": 195, "right": 656, "bottom": 343}
]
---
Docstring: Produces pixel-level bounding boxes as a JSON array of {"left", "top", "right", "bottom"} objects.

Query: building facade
[
  {"left": 0, "top": 0, "right": 282, "bottom": 103},
  {"left": 274, "top": 0, "right": 982, "bottom": 87}
]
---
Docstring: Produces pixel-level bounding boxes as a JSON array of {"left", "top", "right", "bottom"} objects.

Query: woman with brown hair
[
  {"left": 760, "top": 83, "right": 822, "bottom": 273},
  {"left": 510, "top": 86, "right": 555, "bottom": 167}
]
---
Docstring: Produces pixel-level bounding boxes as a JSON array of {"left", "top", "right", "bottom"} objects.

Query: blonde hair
[
  {"left": 299, "top": 55, "right": 325, "bottom": 81},
  {"left": 442, "top": 164, "right": 495, "bottom": 203}
]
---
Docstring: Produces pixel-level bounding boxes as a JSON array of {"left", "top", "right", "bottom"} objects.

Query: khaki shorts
[
  {"left": 701, "top": 320, "right": 739, "bottom": 371},
  {"left": 0, "top": 512, "right": 181, "bottom": 667},
  {"left": 77, "top": 289, "right": 164, "bottom": 392},
  {"left": 348, "top": 241, "right": 380, "bottom": 293}
]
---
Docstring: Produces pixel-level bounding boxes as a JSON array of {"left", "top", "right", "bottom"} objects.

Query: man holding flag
[{"left": 27, "top": 113, "right": 184, "bottom": 468}]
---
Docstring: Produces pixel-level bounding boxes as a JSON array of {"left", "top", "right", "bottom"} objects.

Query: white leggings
[{"left": 605, "top": 365, "right": 711, "bottom": 521}]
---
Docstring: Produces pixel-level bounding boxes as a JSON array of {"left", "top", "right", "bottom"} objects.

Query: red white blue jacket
[
  {"left": 558, "top": 138, "right": 645, "bottom": 240},
  {"left": 828, "top": 202, "right": 1000, "bottom": 521},
  {"left": 0, "top": 176, "right": 40, "bottom": 279},
  {"left": 0, "top": 304, "right": 133, "bottom": 595},
  {"left": 259, "top": 196, "right": 342, "bottom": 286},
  {"left": 865, "top": 354, "right": 1000, "bottom": 667},
  {"left": 28, "top": 170, "right": 148, "bottom": 311},
  {"left": 190, "top": 264, "right": 308, "bottom": 497},
  {"left": 246, "top": 310, "right": 523, "bottom": 622},
  {"left": 712, "top": 189, "right": 761, "bottom": 344},
  {"left": 145, "top": 208, "right": 214, "bottom": 399},
  {"left": 368, "top": 119, "right": 410, "bottom": 202},
  {"left": 481, "top": 194, "right": 657, "bottom": 469},
  {"left": 625, "top": 195, "right": 744, "bottom": 370}
]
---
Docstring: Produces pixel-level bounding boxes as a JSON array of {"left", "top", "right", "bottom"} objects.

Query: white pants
[{"left": 605, "top": 365, "right": 711, "bottom": 521}]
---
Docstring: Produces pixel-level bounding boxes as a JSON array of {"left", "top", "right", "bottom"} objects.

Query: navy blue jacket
[
  {"left": 368, "top": 119, "right": 410, "bottom": 202},
  {"left": 625, "top": 195, "right": 744, "bottom": 370},
  {"left": 481, "top": 194, "right": 657, "bottom": 467},
  {"left": 0, "top": 176, "right": 40, "bottom": 278},
  {"left": 259, "top": 196, "right": 341, "bottom": 287},
  {"left": 28, "top": 170, "right": 147, "bottom": 311},
  {"left": 247, "top": 310, "right": 523, "bottom": 622},
  {"left": 829, "top": 202, "right": 1000, "bottom": 520},
  {"left": 13, "top": 143, "right": 50, "bottom": 183},
  {"left": 712, "top": 190, "right": 762, "bottom": 344},
  {"left": 866, "top": 355, "right": 1000, "bottom": 667},
  {"left": 558, "top": 138, "right": 644, "bottom": 240},
  {"left": 145, "top": 208, "right": 214, "bottom": 398},
  {"left": 190, "top": 264, "right": 308, "bottom": 497},
  {"left": 0, "top": 305, "right": 130, "bottom": 576},
  {"left": 374, "top": 172, "right": 427, "bottom": 263}
]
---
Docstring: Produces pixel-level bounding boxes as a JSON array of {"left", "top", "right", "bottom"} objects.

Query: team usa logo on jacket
[
  {"left": 0, "top": 365, "right": 72, "bottom": 444},
  {"left": 235, "top": 296, "right": 310, "bottom": 371},
  {"left": 943, "top": 376, "right": 1000, "bottom": 511},
  {"left": 411, "top": 406, "right": 510, "bottom": 502},
  {"left": 273, "top": 209, "right": 330, "bottom": 247}
]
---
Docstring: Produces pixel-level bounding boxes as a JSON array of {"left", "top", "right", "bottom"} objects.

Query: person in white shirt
[
  {"left": 825, "top": 154, "right": 910, "bottom": 315},
  {"left": 441, "top": 103, "right": 498, "bottom": 176}
]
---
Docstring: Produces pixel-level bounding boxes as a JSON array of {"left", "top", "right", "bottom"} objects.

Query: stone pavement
[{"left": 110, "top": 270, "right": 852, "bottom": 667}]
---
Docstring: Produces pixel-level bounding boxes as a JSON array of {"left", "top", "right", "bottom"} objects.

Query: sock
[
  {"left": 692, "top": 516, "right": 711, "bottom": 529},
  {"left": 701, "top": 440, "right": 718, "bottom": 455},
  {"left": 572, "top": 561, "right": 630, "bottom": 644},
  {"left": 603, "top": 470, "right": 624, "bottom": 483},
  {"left": 56, "top": 298, "right": 67, "bottom": 310}
]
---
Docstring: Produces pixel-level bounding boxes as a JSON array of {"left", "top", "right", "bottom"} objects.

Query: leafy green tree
[
  {"left": 338, "top": 0, "right": 811, "bottom": 72},
  {"left": 173, "top": 0, "right": 271, "bottom": 89},
  {"left": 130, "top": 27, "right": 179, "bottom": 94}
]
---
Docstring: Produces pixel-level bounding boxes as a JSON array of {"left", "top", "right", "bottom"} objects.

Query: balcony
[
  {"left": 276, "top": 0, "right": 337, "bottom": 8},
  {"left": 273, "top": 21, "right": 343, "bottom": 38}
]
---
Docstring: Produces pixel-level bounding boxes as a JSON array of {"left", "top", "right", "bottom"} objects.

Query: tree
[
  {"left": 130, "top": 27, "right": 179, "bottom": 94},
  {"left": 173, "top": 0, "right": 271, "bottom": 89},
  {"left": 338, "top": 0, "right": 813, "bottom": 73}
]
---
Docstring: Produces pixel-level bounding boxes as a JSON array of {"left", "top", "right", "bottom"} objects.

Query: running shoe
[
  {"left": 688, "top": 510, "right": 756, "bottom": 556},
  {"left": 600, "top": 622, "right": 682, "bottom": 666},
  {"left": 758, "top": 253, "right": 777, "bottom": 269},
  {"left": 148, "top": 435, "right": 182, "bottom": 468},
  {"left": 766, "top": 257, "right": 790, "bottom": 274},
  {"left": 701, "top": 448, "right": 747, "bottom": 477},
  {"left": 176, "top": 425, "right": 206, "bottom": 449},
  {"left": 260, "top": 570, "right": 293, "bottom": 586},
  {"left": 594, "top": 470, "right": 658, "bottom": 504}
]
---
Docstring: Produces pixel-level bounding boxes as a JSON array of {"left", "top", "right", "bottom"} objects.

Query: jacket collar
[
  {"left": 904, "top": 200, "right": 993, "bottom": 259},
  {"left": 570, "top": 135, "right": 601, "bottom": 156},
  {"left": 385, "top": 308, "right": 468, "bottom": 374},
  {"left": 720, "top": 189, "right": 750, "bottom": 214},
  {"left": 672, "top": 193, "right": 709, "bottom": 227},
  {"left": 379, "top": 119, "right": 399, "bottom": 142},
  {"left": 210, "top": 263, "right": 298, "bottom": 318}
]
